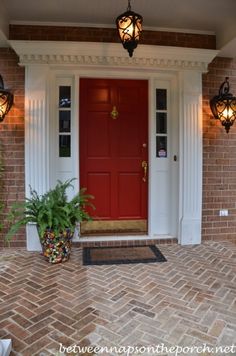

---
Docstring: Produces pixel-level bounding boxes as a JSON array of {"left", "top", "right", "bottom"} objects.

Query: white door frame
[{"left": 10, "top": 41, "right": 218, "bottom": 250}]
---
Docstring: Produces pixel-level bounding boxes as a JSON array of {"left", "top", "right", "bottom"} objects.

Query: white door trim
[{"left": 10, "top": 41, "right": 218, "bottom": 250}]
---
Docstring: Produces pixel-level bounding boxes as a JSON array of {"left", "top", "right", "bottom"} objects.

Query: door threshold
[
  {"left": 73, "top": 235, "right": 178, "bottom": 245},
  {"left": 80, "top": 232, "right": 147, "bottom": 237},
  {"left": 73, "top": 234, "right": 178, "bottom": 246},
  {"left": 80, "top": 220, "right": 147, "bottom": 236},
  {"left": 78, "top": 234, "right": 149, "bottom": 242}
]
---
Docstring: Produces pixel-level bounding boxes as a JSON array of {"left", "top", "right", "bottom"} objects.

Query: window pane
[
  {"left": 59, "top": 86, "right": 71, "bottom": 108},
  {"left": 59, "top": 135, "right": 71, "bottom": 157},
  {"left": 156, "top": 136, "right": 167, "bottom": 158},
  {"left": 156, "top": 112, "right": 167, "bottom": 134},
  {"left": 59, "top": 111, "right": 71, "bottom": 133},
  {"left": 156, "top": 89, "right": 167, "bottom": 110}
]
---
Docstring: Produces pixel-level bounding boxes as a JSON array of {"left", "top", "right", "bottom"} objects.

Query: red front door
[{"left": 80, "top": 78, "right": 148, "bottom": 220}]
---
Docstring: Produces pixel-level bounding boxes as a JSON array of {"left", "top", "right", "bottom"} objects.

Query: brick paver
[{"left": 0, "top": 241, "right": 235, "bottom": 355}]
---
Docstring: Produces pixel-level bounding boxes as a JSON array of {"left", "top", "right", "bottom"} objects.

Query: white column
[
  {"left": 25, "top": 66, "right": 50, "bottom": 250},
  {"left": 25, "top": 66, "right": 50, "bottom": 195},
  {"left": 179, "top": 71, "right": 203, "bottom": 245}
]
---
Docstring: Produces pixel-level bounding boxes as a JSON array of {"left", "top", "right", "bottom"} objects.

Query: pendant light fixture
[
  {"left": 210, "top": 77, "right": 236, "bottom": 133},
  {"left": 0, "top": 75, "right": 14, "bottom": 122},
  {"left": 116, "top": 0, "right": 143, "bottom": 57}
]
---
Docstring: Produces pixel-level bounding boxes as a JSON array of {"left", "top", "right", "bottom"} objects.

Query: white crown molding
[{"left": 9, "top": 40, "right": 218, "bottom": 71}]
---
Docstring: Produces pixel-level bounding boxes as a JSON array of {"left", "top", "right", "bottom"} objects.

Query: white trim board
[
  {"left": 10, "top": 41, "right": 218, "bottom": 250},
  {"left": 10, "top": 41, "right": 218, "bottom": 71}
]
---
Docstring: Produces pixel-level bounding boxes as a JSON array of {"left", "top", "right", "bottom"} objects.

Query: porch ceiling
[{"left": 1, "top": 0, "right": 236, "bottom": 57}]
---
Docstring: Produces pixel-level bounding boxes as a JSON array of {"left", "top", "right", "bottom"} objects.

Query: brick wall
[
  {"left": 0, "top": 48, "right": 25, "bottom": 248},
  {"left": 202, "top": 57, "right": 236, "bottom": 242},
  {"left": 9, "top": 24, "right": 216, "bottom": 50}
]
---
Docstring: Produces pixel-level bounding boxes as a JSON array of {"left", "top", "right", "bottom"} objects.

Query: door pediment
[{"left": 10, "top": 40, "right": 218, "bottom": 72}]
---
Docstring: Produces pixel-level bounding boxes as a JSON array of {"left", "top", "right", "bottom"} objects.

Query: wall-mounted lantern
[
  {"left": 210, "top": 77, "right": 236, "bottom": 133},
  {"left": 0, "top": 75, "right": 14, "bottom": 122}
]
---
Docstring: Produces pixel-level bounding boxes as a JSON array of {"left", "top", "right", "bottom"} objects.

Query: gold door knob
[{"left": 142, "top": 160, "right": 148, "bottom": 182}]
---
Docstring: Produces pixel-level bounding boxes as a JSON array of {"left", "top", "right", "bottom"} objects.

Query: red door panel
[
  {"left": 118, "top": 173, "right": 142, "bottom": 218},
  {"left": 80, "top": 78, "right": 148, "bottom": 220},
  {"left": 87, "top": 112, "right": 111, "bottom": 158},
  {"left": 87, "top": 173, "right": 111, "bottom": 218}
]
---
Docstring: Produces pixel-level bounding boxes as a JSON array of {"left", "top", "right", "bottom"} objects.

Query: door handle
[{"left": 142, "top": 160, "right": 148, "bottom": 182}]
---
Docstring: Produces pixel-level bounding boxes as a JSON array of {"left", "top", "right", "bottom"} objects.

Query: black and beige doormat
[{"left": 83, "top": 245, "right": 167, "bottom": 266}]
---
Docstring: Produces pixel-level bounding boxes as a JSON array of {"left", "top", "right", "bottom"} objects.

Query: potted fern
[{"left": 6, "top": 179, "right": 94, "bottom": 263}]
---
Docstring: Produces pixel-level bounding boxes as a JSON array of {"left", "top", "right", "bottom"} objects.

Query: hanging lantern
[
  {"left": 0, "top": 75, "right": 14, "bottom": 122},
  {"left": 210, "top": 77, "right": 236, "bottom": 133},
  {"left": 116, "top": 0, "right": 143, "bottom": 57}
]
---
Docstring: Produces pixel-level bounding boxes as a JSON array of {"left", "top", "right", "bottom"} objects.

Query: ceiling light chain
[{"left": 127, "top": 0, "right": 131, "bottom": 11}]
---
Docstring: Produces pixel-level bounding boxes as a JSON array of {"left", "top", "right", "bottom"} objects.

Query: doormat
[{"left": 83, "top": 245, "right": 167, "bottom": 265}]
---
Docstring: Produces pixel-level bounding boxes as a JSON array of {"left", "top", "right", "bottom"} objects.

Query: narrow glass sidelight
[
  {"left": 58, "top": 85, "right": 72, "bottom": 157},
  {"left": 156, "top": 136, "right": 167, "bottom": 158},
  {"left": 156, "top": 89, "right": 167, "bottom": 110},
  {"left": 59, "top": 111, "right": 71, "bottom": 132},
  {"left": 156, "top": 112, "right": 167, "bottom": 134},
  {"left": 59, "top": 135, "right": 71, "bottom": 157},
  {"left": 59, "top": 86, "right": 71, "bottom": 108},
  {"left": 156, "top": 89, "right": 167, "bottom": 158}
]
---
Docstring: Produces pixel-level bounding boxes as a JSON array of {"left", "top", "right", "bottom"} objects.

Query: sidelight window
[
  {"left": 156, "top": 89, "right": 167, "bottom": 158},
  {"left": 58, "top": 86, "right": 71, "bottom": 157}
]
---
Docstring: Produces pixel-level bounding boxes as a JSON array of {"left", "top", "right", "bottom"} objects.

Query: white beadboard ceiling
[{"left": 1, "top": 0, "right": 236, "bottom": 57}]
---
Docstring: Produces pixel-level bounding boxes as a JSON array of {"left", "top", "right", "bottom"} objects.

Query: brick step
[{"left": 73, "top": 237, "right": 178, "bottom": 247}]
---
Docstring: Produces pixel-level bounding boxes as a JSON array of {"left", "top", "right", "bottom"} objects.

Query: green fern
[{"left": 6, "top": 179, "right": 94, "bottom": 242}]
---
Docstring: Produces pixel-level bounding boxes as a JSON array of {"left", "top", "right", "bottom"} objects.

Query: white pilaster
[
  {"left": 25, "top": 66, "right": 50, "bottom": 250},
  {"left": 179, "top": 71, "right": 203, "bottom": 245},
  {"left": 25, "top": 66, "right": 50, "bottom": 196}
]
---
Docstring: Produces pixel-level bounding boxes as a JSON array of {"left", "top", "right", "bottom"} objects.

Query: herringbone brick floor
[{"left": 0, "top": 241, "right": 235, "bottom": 356}]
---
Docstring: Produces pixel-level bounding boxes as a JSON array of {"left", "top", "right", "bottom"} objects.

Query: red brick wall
[
  {"left": 202, "top": 57, "right": 236, "bottom": 242},
  {"left": 0, "top": 48, "right": 25, "bottom": 248},
  {"left": 9, "top": 24, "right": 216, "bottom": 50}
]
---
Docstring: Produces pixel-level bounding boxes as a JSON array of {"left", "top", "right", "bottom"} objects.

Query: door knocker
[{"left": 110, "top": 106, "right": 119, "bottom": 120}]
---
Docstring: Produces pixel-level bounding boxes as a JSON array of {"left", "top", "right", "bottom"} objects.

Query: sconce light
[
  {"left": 210, "top": 77, "right": 236, "bottom": 133},
  {"left": 0, "top": 75, "right": 14, "bottom": 122},
  {"left": 116, "top": 0, "right": 143, "bottom": 57}
]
